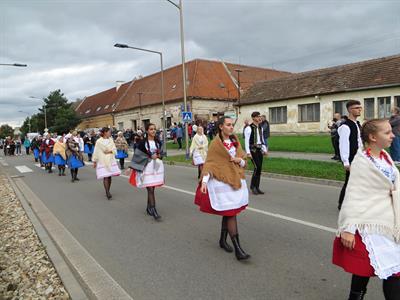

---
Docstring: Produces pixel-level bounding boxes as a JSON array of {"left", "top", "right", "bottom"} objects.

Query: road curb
[
  {"left": 8, "top": 175, "right": 134, "bottom": 300},
  {"left": 165, "top": 161, "right": 343, "bottom": 187}
]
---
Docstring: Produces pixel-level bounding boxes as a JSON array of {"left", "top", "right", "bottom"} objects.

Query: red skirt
[
  {"left": 194, "top": 185, "right": 247, "bottom": 216},
  {"left": 332, "top": 233, "right": 400, "bottom": 277}
]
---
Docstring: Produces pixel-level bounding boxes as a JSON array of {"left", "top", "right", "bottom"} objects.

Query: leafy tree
[
  {"left": 52, "top": 107, "right": 81, "bottom": 134},
  {"left": 0, "top": 124, "right": 14, "bottom": 139}
]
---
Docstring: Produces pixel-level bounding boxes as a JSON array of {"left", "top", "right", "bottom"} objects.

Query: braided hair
[{"left": 216, "top": 116, "right": 238, "bottom": 147}]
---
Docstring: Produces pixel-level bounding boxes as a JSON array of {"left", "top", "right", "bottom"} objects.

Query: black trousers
[
  {"left": 331, "top": 136, "right": 340, "bottom": 157},
  {"left": 338, "top": 170, "right": 350, "bottom": 209},
  {"left": 250, "top": 149, "right": 263, "bottom": 189}
]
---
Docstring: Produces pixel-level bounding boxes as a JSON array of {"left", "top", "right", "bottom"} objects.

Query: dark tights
[
  {"left": 119, "top": 158, "right": 125, "bottom": 169},
  {"left": 58, "top": 166, "right": 65, "bottom": 174},
  {"left": 221, "top": 216, "right": 238, "bottom": 237},
  {"left": 70, "top": 168, "right": 78, "bottom": 180},
  {"left": 197, "top": 164, "right": 203, "bottom": 179},
  {"left": 146, "top": 187, "right": 156, "bottom": 208},
  {"left": 103, "top": 176, "right": 112, "bottom": 196},
  {"left": 351, "top": 275, "right": 400, "bottom": 299}
]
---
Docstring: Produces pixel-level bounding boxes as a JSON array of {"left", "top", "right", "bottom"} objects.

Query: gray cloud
[{"left": 1, "top": 0, "right": 399, "bottom": 127}]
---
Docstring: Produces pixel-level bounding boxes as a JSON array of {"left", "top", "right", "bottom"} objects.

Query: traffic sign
[{"left": 182, "top": 111, "right": 192, "bottom": 123}]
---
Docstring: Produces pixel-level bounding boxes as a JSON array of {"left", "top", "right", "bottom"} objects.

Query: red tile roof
[
  {"left": 76, "top": 59, "right": 292, "bottom": 117},
  {"left": 240, "top": 54, "right": 400, "bottom": 105}
]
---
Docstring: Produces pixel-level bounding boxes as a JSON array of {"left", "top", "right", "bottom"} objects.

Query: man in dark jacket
[{"left": 260, "top": 115, "right": 270, "bottom": 149}]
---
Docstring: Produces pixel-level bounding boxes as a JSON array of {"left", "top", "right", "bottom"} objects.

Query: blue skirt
[
  {"left": 67, "top": 155, "right": 84, "bottom": 169},
  {"left": 33, "top": 148, "right": 40, "bottom": 159},
  {"left": 42, "top": 152, "right": 54, "bottom": 164},
  {"left": 54, "top": 154, "right": 66, "bottom": 166},
  {"left": 84, "top": 144, "right": 94, "bottom": 154},
  {"left": 115, "top": 149, "right": 128, "bottom": 159}
]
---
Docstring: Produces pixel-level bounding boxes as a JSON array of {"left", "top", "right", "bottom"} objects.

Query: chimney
[{"left": 116, "top": 80, "right": 125, "bottom": 92}]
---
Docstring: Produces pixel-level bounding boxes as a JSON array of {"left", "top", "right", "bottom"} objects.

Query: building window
[
  {"left": 378, "top": 96, "right": 391, "bottom": 118},
  {"left": 131, "top": 120, "right": 137, "bottom": 131},
  {"left": 395, "top": 96, "right": 400, "bottom": 108},
  {"left": 333, "top": 100, "right": 348, "bottom": 116},
  {"left": 118, "top": 122, "right": 124, "bottom": 131},
  {"left": 85, "top": 109, "right": 91, "bottom": 114},
  {"left": 142, "top": 119, "right": 150, "bottom": 128},
  {"left": 364, "top": 98, "right": 375, "bottom": 120},
  {"left": 166, "top": 117, "right": 172, "bottom": 128},
  {"left": 298, "top": 103, "right": 320, "bottom": 122},
  {"left": 96, "top": 106, "right": 102, "bottom": 112},
  {"left": 269, "top": 106, "right": 287, "bottom": 124},
  {"left": 104, "top": 104, "right": 110, "bottom": 110}
]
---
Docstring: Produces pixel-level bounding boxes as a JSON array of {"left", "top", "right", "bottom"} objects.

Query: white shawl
[
  {"left": 338, "top": 149, "right": 400, "bottom": 242},
  {"left": 189, "top": 133, "right": 208, "bottom": 161},
  {"left": 92, "top": 137, "right": 117, "bottom": 171}
]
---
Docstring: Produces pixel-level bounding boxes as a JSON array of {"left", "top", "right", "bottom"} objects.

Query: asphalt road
[{"left": 1, "top": 153, "right": 383, "bottom": 300}]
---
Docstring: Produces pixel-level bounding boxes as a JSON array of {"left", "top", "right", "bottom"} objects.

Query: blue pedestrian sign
[{"left": 182, "top": 111, "right": 192, "bottom": 123}]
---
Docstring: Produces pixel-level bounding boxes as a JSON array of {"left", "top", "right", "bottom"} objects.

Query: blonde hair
[{"left": 361, "top": 119, "right": 388, "bottom": 145}]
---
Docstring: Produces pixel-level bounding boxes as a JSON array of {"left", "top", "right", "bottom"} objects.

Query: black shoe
[
  {"left": 256, "top": 188, "right": 264, "bottom": 195},
  {"left": 71, "top": 178, "right": 75, "bottom": 183},
  {"left": 348, "top": 289, "right": 366, "bottom": 300},
  {"left": 146, "top": 207, "right": 152, "bottom": 216},
  {"left": 106, "top": 193, "right": 112, "bottom": 200},
  {"left": 219, "top": 229, "right": 233, "bottom": 253},
  {"left": 231, "top": 234, "right": 250, "bottom": 260},
  {"left": 48, "top": 169, "right": 53, "bottom": 174},
  {"left": 331, "top": 156, "right": 337, "bottom": 160},
  {"left": 75, "top": 177, "right": 80, "bottom": 181},
  {"left": 251, "top": 187, "right": 259, "bottom": 195}
]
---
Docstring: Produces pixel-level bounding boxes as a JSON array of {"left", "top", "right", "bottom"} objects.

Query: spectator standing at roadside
[
  {"left": 176, "top": 124, "right": 183, "bottom": 150},
  {"left": 260, "top": 115, "right": 270, "bottom": 151},
  {"left": 328, "top": 113, "right": 342, "bottom": 161}
]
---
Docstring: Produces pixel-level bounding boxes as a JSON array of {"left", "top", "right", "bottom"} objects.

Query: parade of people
[
  {"left": 115, "top": 131, "right": 129, "bottom": 170},
  {"left": 53, "top": 135, "right": 67, "bottom": 176},
  {"left": 190, "top": 126, "right": 208, "bottom": 179},
  {"left": 65, "top": 132, "right": 85, "bottom": 182}
]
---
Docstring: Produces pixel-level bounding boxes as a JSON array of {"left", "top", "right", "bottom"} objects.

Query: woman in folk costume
[
  {"left": 53, "top": 136, "right": 67, "bottom": 176},
  {"left": 66, "top": 135, "right": 84, "bottom": 182},
  {"left": 190, "top": 126, "right": 208, "bottom": 179},
  {"left": 31, "top": 136, "right": 41, "bottom": 163},
  {"left": 41, "top": 133, "right": 55, "bottom": 173},
  {"left": 115, "top": 131, "right": 129, "bottom": 170},
  {"left": 83, "top": 131, "right": 96, "bottom": 162},
  {"left": 128, "top": 123, "right": 165, "bottom": 220},
  {"left": 93, "top": 127, "right": 121, "bottom": 200},
  {"left": 332, "top": 119, "right": 400, "bottom": 300},
  {"left": 194, "top": 116, "right": 250, "bottom": 260}
]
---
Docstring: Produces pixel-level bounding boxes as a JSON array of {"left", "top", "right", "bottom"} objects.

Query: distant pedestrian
[
  {"left": 332, "top": 119, "right": 400, "bottom": 300},
  {"left": 93, "top": 127, "right": 121, "bottom": 200},
  {"left": 194, "top": 116, "right": 250, "bottom": 260},
  {"left": 190, "top": 126, "right": 208, "bottom": 179},
  {"left": 115, "top": 131, "right": 129, "bottom": 170},
  {"left": 129, "top": 123, "right": 165, "bottom": 220},
  {"left": 15, "top": 137, "right": 22, "bottom": 156},
  {"left": 176, "top": 124, "right": 183, "bottom": 150},
  {"left": 328, "top": 113, "right": 342, "bottom": 160},
  {"left": 23, "top": 137, "right": 31, "bottom": 155},
  {"left": 260, "top": 115, "right": 270, "bottom": 150},
  {"left": 389, "top": 107, "right": 400, "bottom": 163},
  {"left": 83, "top": 131, "right": 96, "bottom": 162}
]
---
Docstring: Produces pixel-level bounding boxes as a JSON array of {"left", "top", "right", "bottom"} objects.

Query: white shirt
[
  {"left": 244, "top": 125, "right": 267, "bottom": 155},
  {"left": 338, "top": 120, "right": 363, "bottom": 167}
]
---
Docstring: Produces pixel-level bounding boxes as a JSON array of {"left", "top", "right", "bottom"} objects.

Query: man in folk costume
[
  {"left": 332, "top": 119, "right": 400, "bottom": 299},
  {"left": 195, "top": 116, "right": 250, "bottom": 260},
  {"left": 244, "top": 111, "right": 268, "bottom": 195},
  {"left": 337, "top": 100, "right": 363, "bottom": 210}
]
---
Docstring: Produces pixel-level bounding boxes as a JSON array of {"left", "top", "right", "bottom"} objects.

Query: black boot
[
  {"left": 256, "top": 188, "right": 264, "bottom": 194},
  {"left": 149, "top": 206, "right": 161, "bottom": 220},
  {"left": 348, "top": 290, "right": 366, "bottom": 300},
  {"left": 231, "top": 234, "right": 250, "bottom": 260},
  {"left": 219, "top": 229, "right": 233, "bottom": 253},
  {"left": 251, "top": 187, "right": 259, "bottom": 195}
]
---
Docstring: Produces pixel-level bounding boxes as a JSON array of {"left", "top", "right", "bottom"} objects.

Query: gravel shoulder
[{"left": 0, "top": 174, "right": 70, "bottom": 300}]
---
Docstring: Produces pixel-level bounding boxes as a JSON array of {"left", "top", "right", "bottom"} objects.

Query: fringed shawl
[
  {"left": 338, "top": 149, "right": 400, "bottom": 242},
  {"left": 92, "top": 137, "right": 117, "bottom": 171},
  {"left": 200, "top": 136, "right": 246, "bottom": 190},
  {"left": 53, "top": 141, "right": 66, "bottom": 160}
]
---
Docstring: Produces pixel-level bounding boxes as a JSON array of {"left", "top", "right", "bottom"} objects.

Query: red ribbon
[{"left": 366, "top": 148, "right": 392, "bottom": 165}]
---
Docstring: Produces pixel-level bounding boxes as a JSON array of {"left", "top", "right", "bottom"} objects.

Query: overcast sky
[{"left": 1, "top": 0, "right": 399, "bottom": 127}]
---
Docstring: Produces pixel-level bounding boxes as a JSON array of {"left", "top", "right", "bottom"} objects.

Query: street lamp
[
  {"left": 18, "top": 111, "right": 31, "bottom": 132},
  {"left": 114, "top": 43, "right": 167, "bottom": 154},
  {"left": 0, "top": 63, "right": 27, "bottom": 67},
  {"left": 166, "top": 0, "right": 190, "bottom": 159},
  {"left": 29, "top": 96, "right": 47, "bottom": 131}
]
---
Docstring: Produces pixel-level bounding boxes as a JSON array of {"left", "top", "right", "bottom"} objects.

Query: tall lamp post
[
  {"left": 234, "top": 69, "right": 243, "bottom": 115},
  {"left": 29, "top": 96, "right": 47, "bottom": 131},
  {"left": 166, "top": 0, "right": 190, "bottom": 159},
  {"left": 18, "top": 111, "right": 31, "bottom": 132},
  {"left": 114, "top": 43, "right": 167, "bottom": 154},
  {"left": 0, "top": 63, "right": 27, "bottom": 67}
]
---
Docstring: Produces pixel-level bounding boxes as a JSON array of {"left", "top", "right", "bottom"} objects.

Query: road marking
[
  {"left": 15, "top": 165, "right": 34, "bottom": 173},
  {"left": 120, "top": 174, "right": 336, "bottom": 233}
]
